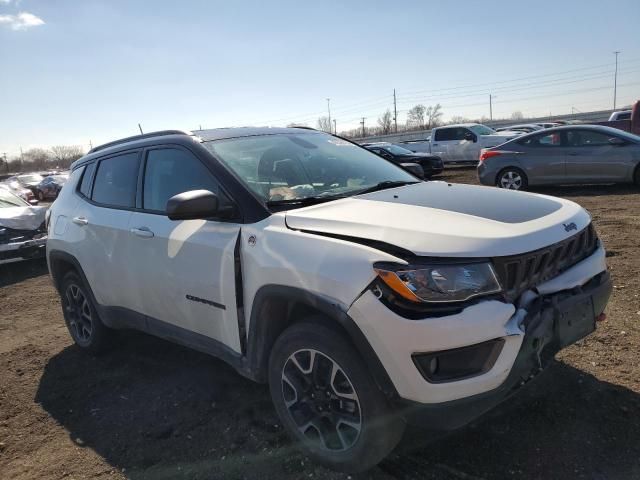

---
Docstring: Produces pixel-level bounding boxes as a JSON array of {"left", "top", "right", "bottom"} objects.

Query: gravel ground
[{"left": 1, "top": 169, "right": 639, "bottom": 480}]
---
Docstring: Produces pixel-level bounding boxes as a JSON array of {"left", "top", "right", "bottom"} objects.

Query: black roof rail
[
  {"left": 88, "top": 130, "right": 193, "bottom": 154},
  {"left": 290, "top": 126, "right": 317, "bottom": 131}
]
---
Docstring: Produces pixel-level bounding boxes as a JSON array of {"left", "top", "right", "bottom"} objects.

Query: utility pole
[
  {"left": 393, "top": 89, "right": 398, "bottom": 133},
  {"left": 2, "top": 153, "right": 7, "bottom": 173},
  {"left": 326, "top": 98, "right": 331, "bottom": 133},
  {"left": 613, "top": 51, "right": 620, "bottom": 110},
  {"left": 138, "top": 123, "right": 144, "bottom": 134},
  {"left": 333, "top": 119, "right": 336, "bottom": 135},
  {"left": 489, "top": 94, "right": 493, "bottom": 121},
  {"left": 360, "top": 117, "right": 366, "bottom": 138}
]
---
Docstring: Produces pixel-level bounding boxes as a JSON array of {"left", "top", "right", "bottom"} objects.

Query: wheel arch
[{"left": 245, "top": 285, "right": 398, "bottom": 399}]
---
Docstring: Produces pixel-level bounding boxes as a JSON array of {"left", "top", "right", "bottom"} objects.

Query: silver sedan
[{"left": 477, "top": 125, "right": 640, "bottom": 190}]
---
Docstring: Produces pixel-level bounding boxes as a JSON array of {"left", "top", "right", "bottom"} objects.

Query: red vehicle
[{"left": 595, "top": 100, "right": 640, "bottom": 134}]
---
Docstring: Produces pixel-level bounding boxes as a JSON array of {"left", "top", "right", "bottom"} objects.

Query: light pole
[
  {"left": 326, "top": 98, "right": 331, "bottom": 133},
  {"left": 489, "top": 94, "right": 493, "bottom": 121},
  {"left": 613, "top": 51, "right": 620, "bottom": 110},
  {"left": 333, "top": 119, "right": 336, "bottom": 135}
]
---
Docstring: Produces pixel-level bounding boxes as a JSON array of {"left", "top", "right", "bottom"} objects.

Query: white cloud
[{"left": 0, "top": 12, "right": 44, "bottom": 30}]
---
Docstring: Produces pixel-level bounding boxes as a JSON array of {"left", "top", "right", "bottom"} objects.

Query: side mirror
[
  {"left": 464, "top": 132, "right": 477, "bottom": 142},
  {"left": 399, "top": 162, "right": 425, "bottom": 179},
  {"left": 608, "top": 137, "right": 626, "bottom": 146},
  {"left": 166, "top": 190, "right": 219, "bottom": 220}
]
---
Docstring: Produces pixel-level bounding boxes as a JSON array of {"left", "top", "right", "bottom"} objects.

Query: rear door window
[
  {"left": 518, "top": 132, "right": 563, "bottom": 147},
  {"left": 92, "top": 152, "right": 140, "bottom": 208},
  {"left": 434, "top": 128, "right": 456, "bottom": 141}
]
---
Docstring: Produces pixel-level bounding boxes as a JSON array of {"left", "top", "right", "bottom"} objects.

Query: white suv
[{"left": 47, "top": 128, "right": 612, "bottom": 472}]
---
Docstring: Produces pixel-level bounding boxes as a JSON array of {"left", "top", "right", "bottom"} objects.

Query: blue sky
[{"left": 1, "top": 0, "right": 639, "bottom": 156}]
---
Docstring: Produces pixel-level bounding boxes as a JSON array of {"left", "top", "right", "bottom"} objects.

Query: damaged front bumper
[
  {"left": 347, "top": 245, "right": 612, "bottom": 429},
  {"left": 399, "top": 269, "right": 611, "bottom": 430}
]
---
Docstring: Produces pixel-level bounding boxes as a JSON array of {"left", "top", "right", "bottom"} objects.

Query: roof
[{"left": 194, "top": 126, "right": 323, "bottom": 141}]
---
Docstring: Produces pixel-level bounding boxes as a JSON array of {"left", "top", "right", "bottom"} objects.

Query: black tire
[
  {"left": 496, "top": 167, "right": 528, "bottom": 191},
  {"left": 634, "top": 165, "right": 640, "bottom": 186},
  {"left": 37, "top": 190, "right": 44, "bottom": 201},
  {"left": 59, "top": 271, "right": 111, "bottom": 354},
  {"left": 268, "top": 320, "right": 405, "bottom": 473}
]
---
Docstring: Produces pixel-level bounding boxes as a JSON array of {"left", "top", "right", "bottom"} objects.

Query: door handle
[
  {"left": 432, "top": 143, "right": 439, "bottom": 146},
  {"left": 568, "top": 152, "right": 579, "bottom": 156},
  {"left": 130, "top": 227, "right": 154, "bottom": 238},
  {"left": 72, "top": 216, "right": 88, "bottom": 226}
]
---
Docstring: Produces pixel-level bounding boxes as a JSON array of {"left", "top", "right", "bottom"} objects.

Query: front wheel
[
  {"left": 269, "top": 321, "right": 405, "bottom": 473},
  {"left": 496, "top": 167, "right": 528, "bottom": 190}
]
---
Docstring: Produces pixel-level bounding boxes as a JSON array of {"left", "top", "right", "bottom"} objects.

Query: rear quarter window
[{"left": 78, "top": 163, "right": 95, "bottom": 198}]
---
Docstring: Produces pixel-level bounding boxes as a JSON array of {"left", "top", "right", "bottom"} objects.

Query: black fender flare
[{"left": 245, "top": 285, "right": 398, "bottom": 399}]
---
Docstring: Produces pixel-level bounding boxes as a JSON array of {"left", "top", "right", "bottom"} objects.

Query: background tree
[
  {"left": 316, "top": 116, "right": 332, "bottom": 133},
  {"left": 377, "top": 109, "right": 393, "bottom": 135},
  {"left": 22, "top": 148, "right": 52, "bottom": 171},
  {"left": 50, "top": 145, "right": 84, "bottom": 168},
  {"left": 406, "top": 104, "right": 426, "bottom": 130},
  {"left": 449, "top": 115, "right": 471, "bottom": 124},
  {"left": 425, "top": 104, "right": 443, "bottom": 129},
  {"left": 511, "top": 111, "right": 524, "bottom": 120}
]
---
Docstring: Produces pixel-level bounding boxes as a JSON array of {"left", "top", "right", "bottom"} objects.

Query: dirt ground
[{"left": 1, "top": 169, "right": 639, "bottom": 480}]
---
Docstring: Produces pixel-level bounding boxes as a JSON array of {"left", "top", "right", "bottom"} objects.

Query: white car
[
  {"left": 401, "top": 124, "right": 520, "bottom": 164},
  {"left": 608, "top": 110, "right": 632, "bottom": 121},
  {"left": 47, "top": 128, "right": 612, "bottom": 472}
]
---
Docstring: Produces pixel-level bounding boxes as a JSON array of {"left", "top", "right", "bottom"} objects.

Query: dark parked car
[
  {"left": 362, "top": 142, "right": 444, "bottom": 178},
  {"left": 34, "top": 174, "right": 68, "bottom": 200},
  {"left": 478, "top": 125, "right": 640, "bottom": 190}
]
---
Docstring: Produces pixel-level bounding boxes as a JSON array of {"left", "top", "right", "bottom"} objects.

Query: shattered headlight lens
[{"left": 375, "top": 262, "right": 502, "bottom": 303}]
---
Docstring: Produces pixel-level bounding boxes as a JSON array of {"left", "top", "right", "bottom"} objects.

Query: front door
[
  {"left": 564, "top": 129, "right": 633, "bottom": 183},
  {"left": 127, "top": 146, "right": 243, "bottom": 353}
]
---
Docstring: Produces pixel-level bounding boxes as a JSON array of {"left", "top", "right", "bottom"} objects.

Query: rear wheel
[
  {"left": 634, "top": 165, "right": 640, "bottom": 186},
  {"left": 37, "top": 190, "right": 45, "bottom": 201},
  {"left": 269, "top": 321, "right": 405, "bottom": 473},
  {"left": 60, "top": 271, "right": 111, "bottom": 353},
  {"left": 496, "top": 167, "right": 528, "bottom": 190}
]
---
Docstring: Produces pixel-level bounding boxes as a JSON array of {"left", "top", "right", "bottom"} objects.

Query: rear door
[
  {"left": 431, "top": 127, "right": 461, "bottom": 163},
  {"left": 514, "top": 131, "right": 568, "bottom": 184},
  {"left": 71, "top": 150, "right": 141, "bottom": 309},
  {"left": 564, "top": 129, "right": 633, "bottom": 182},
  {"left": 127, "top": 145, "right": 243, "bottom": 352}
]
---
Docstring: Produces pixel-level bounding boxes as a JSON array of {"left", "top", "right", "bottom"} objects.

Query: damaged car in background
[{"left": 0, "top": 188, "right": 47, "bottom": 265}]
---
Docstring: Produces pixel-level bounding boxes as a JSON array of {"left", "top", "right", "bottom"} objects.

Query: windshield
[
  {"left": 382, "top": 144, "right": 415, "bottom": 155},
  {"left": 0, "top": 188, "right": 29, "bottom": 207},
  {"left": 18, "top": 174, "right": 43, "bottom": 183},
  {"left": 469, "top": 125, "right": 496, "bottom": 135},
  {"left": 204, "top": 133, "right": 416, "bottom": 203}
]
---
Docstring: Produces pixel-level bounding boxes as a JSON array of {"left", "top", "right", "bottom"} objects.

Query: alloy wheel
[
  {"left": 64, "top": 284, "right": 93, "bottom": 344},
  {"left": 499, "top": 170, "right": 523, "bottom": 190},
  {"left": 281, "top": 349, "right": 362, "bottom": 452}
]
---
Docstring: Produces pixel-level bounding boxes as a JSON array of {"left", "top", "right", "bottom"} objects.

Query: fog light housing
[{"left": 413, "top": 338, "right": 505, "bottom": 383}]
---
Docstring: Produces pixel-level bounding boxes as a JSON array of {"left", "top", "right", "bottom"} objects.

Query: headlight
[{"left": 375, "top": 262, "right": 502, "bottom": 303}]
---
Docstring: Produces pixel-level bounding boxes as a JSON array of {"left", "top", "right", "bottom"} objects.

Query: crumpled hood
[
  {"left": 0, "top": 206, "right": 47, "bottom": 230},
  {"left": 285, "top": 182, "right": 591, "bottom": 257}
]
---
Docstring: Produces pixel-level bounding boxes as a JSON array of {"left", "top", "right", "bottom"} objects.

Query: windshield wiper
[
  {"left": 266, "top": 194, "right": 348, "bottom": 207},
  {"left": 354, "top": 180, "right": 419, "bottom": 196}
]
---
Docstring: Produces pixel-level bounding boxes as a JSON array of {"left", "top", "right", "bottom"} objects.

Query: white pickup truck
[{"left": 399, "top": 123, "right": 520, "bottom": 164}]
